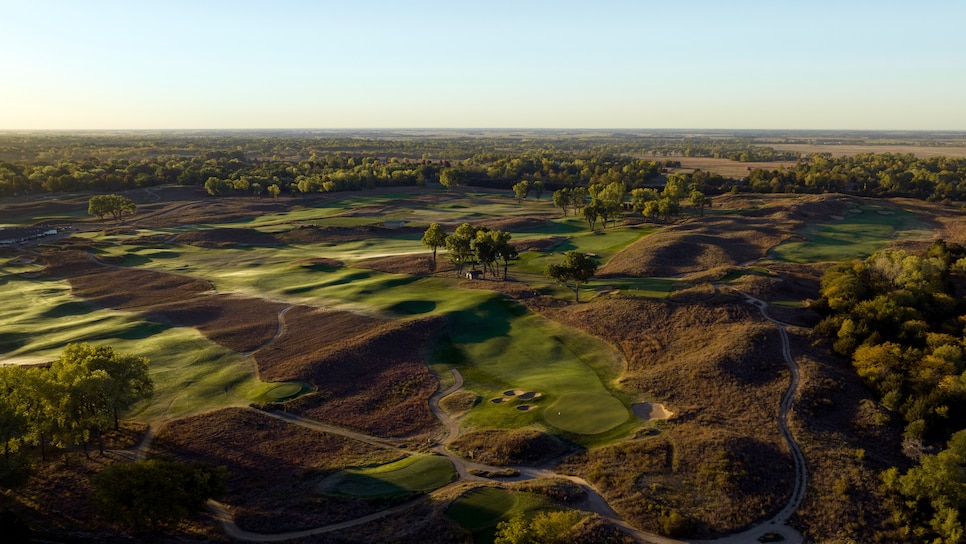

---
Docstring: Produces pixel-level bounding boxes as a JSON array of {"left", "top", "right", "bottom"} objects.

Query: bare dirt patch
[
  {"left": 515, "top": 236, "right": 566, "bottom": 252},
  {"left": 631, "top": 402, "right": 674, "bottom": 421},
  {"left": 153, "top": 407, "right": 401, "bottom": 533}
]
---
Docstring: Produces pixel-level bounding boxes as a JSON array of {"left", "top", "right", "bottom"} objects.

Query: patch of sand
[
  {"left": 632, "top": 402, "right": 674, "bottom": 421},
  {"left": 503, "top": 389, "right": 525, "bottom": 397},
  {"left": 515, "top": 405, "right": 533, "bottom": 411},
  {"left": 830, "top": 215, "right": 845, "bottom": 220}
]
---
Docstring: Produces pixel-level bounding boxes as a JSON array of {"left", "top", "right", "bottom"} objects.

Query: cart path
[
  {"left": 133, "top": 299, "right": 804, "bottom": 543},
  {"left": 691, "top": 290, "right": 806, "bottom": 544},
  {"left": 245, "top": 304, "right": 293, "bottom": 356}
]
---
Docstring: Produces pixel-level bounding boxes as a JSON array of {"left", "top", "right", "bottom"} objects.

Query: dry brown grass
[
  {"left": 786, "top": 330, "right": 900, "bottom": 542},
  {"left": 600, "top": 216, "right": 790, "bottom": 277},
  {"left": 259, "top": 312, "right": 445, "bottom": 438},
  {"left": 768, "top": 143, "right": 966, "bottom": 159},
  {"left": 600, "top": 194, "right": 868, "bottom": 278},
  {"left": 668, "top": 156, "right": 798, "bottom": 178},
  {"left": 531, "top": 294, "right": 792, "bottom": 537},
  {"left": 153, "top": 407, "right": 401, "bottom": 533},
  {"left": 355, "top": 254, "right": 439, "bottom": 276},
  {"left": 448, "top": 429, "right": 569, "bottom": 466}
]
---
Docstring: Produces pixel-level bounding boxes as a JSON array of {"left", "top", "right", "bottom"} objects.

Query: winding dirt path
[
  {"left": 691, "top": 290, "right": 806, "bottom": 544},
  {"left": 128, "top": 294, "right": 805, "bottom": 543}
]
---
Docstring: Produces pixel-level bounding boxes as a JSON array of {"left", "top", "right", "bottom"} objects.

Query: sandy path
[{"left": 246, "top": 305, "right": 293, "bottom": 356}]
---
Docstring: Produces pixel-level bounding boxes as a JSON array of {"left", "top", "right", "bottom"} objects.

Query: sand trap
[
  {"left": 518, "top": 392, "right": 542, "bottom": 401},
  {"left": 877, "top": 210, "right": 895, "bottom": 215},
  {"left": 516, "top": 405, "right": 533, "bottom": 411},
  {"left": 830, "top": 214, "right": 845, "bottom": 220},
  {"left": 849, "top": 208, "right": 863, "bottom": 214},
  {"left": 490, "top": 398, "right": 504, "bottom": 404},
  {"left": 632, "top": 402, "right": 674, "bottom": 421},
  {"left": 503, "top": 389, "right": 525, "bottom": 397}
]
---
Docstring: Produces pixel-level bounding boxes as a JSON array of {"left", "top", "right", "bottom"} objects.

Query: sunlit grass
[
  {"left": 0, "top": 263, "right": 297, "bottom": 423},
  {"left": 770, "top": 205, "right": 933, "bottom": 263}
]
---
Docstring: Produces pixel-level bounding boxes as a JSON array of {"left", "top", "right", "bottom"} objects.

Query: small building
[
  {"left": 0, "top": 227, "right": 59, "bottom": 246},
  {"left": 466, "top": 270, "right": 484, "bottom": 280}
]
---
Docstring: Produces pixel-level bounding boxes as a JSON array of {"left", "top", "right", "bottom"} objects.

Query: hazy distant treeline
[{"left": 2, "top": 135, "right": 966, "bottom": 202}]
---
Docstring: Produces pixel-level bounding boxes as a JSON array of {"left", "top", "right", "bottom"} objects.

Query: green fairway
[
  {"left": 319, "top": 455, "right": 456, "bottom": 498},
  {"left": 543, "top": 392, "right": 629, "bottom": 434},
  {"left": 769, "top": 205, "right": 933, "bottom": 263},
  {"left": 447, "top": 487, "right": 553, "bottom": 543},
  {"left": 0, "top": 261, "right": 301, "bottom": 422}
]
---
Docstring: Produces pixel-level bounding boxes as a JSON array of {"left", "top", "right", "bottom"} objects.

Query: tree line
[
  {"left": 815, "top": 241, "right": 966, "bottom": 541},
  {"left": 0, "top": 343, "right": 152, "bottom": 469}
]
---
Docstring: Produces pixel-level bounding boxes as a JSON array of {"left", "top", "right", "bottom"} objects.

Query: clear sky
[{"left": 2, "top": 0, "right": 964, "bottom": 130}]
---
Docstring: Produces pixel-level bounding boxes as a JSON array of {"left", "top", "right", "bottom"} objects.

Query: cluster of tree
[
  {"left": 512, "top": 179, "right": 545, "bottom": 202},
  {"left": 0, "top": 343, "right": 152, "bottom": 467},
  {"left": 465, "top": 149, "right": 665, "bottom": 188},
  {"left": 494, "top": 510, "right": 583, "bottom": 544},
  {"left": 740, "top": 153, "right": 966, "bottom": 201},
  {"left": 815, "top": 241, "right": 966, "bottom": 541},
  {"left": 545, "top": 251, "right": 598, "bottom": 302},
  {"left": 87, "top": 194, "right": 136, "bottom": 222},
  {"left": 816, "top": 241, "right": 966, "bottom": 440},
  {"left": 422, "top": 223, "right": 517, "bottom": 279},
  {"left": 91, "top": 458, "right": 227, "bottom": 531},
  {"left": 549, "top": 175, "right": 711, "bottom": 229}
]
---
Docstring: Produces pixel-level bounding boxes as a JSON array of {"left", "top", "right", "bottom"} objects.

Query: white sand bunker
[
  {"left": 490, "top": 398, "right": 505, "bottom": 404},
  {"left": 518, "top": 392, "right": 542, "bottom": 401},
  {"left": 632, "top": 402, "right": 674, "bottom": 421},
  {"left": 503, "top": 389, "right": 525, "bottom": 397},
  {"left": 516, "top": 405, "right": 533, "bottom": 411}
]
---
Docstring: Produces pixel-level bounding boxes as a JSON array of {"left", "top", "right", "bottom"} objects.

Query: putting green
[
  {"left": 543, "top": 392, "right": 629, "bottom": 434},
  {"left": 319, "top": 454, "right": 456, "bottom": 498}
]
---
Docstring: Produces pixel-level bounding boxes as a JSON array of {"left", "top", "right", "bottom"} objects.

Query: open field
[
  {"left": 767, "top": 142, "right": 966, "bottom": 159},
  {"left": 2, "top": 182, "right": 959, "bottom": 543}
]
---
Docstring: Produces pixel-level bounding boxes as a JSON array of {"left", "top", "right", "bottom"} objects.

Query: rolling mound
[
  {"left": 532, "top": 294, "right": 791, "bottom": 537},
  {"left": 41, "top": 249, "right": 287, "bottom": 352},
  {"left": 600, "top": 216, "right": 789, "bottom": 277},
  {"left": 257, "top": 310, "right": 445, "bottom": 438},
  {"left": 153, "top": 407, "right": 400, "bottom": 532}
]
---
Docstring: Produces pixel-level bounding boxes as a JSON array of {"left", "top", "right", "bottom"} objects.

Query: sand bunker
[
  {"left": 632, "top": 402, "right": 674, "bottom": 421},
  {"left": 490, "top": 398, "right": 505, "bottom": 404},
  {"left": 516, "top": 405, "right": 533, "bottom": 411},
  {"left": 518, "top": 392, "right": 542, "bottom": 401},
  {"left": 504, "top": 389, "right": 525, "bottom": 397},
  {"left": 830, "top": 215, "right": 845, "bottom": 220}
]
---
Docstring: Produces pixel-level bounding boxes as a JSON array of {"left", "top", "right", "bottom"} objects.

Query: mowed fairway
[
  {"left": 15, "top": 190, "right": 650, "bottom": 438},
  {"left": 0, "top": 259, "right": 299, "bottom": 422},
  {"left": 318, "top": 454, "right": 456, "bottom": 498},
  {"left": 446, "top": 486, "right": 552, "bottom": 543},
  {"left": 769, "top": 204, "right": 934, "bottom": 263}
]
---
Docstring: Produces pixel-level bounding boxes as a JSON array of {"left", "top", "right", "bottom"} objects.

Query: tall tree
[
  {"left": 493, "top": 230, "right": 518, "bottom": 281},
  {"left": 545, "top": 251, "right": 598, "bottom": 302},
  {"left": 512, "top": 180, "right": 531, "bottom": 203},
  {"left": 421, "top": 223, "right": 447, "bottom": 268},
  {"left": 445, "top": 223, "right": 477, "bottom": 275},
  {"left": 88, "top": 194, "right": 136, "bottom": 222}
]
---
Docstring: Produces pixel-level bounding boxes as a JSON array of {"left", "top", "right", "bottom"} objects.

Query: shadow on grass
[
  {"left": 388, "top": 300, "right": 437, "bottom": 315},
  {"left": 40, "top": 300, "right": 94, "bottom": 318},
  {"left": 446, "top": 297, "right": 523, "bottom": 344}
]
